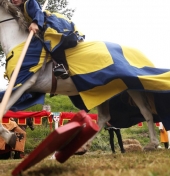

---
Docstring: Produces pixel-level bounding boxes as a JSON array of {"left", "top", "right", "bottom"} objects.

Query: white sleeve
[{"left": 158, "top": 122, "right": 163, "bottom": 130}]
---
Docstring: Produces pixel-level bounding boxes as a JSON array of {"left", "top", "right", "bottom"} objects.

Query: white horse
[{"left": 0, "top": 0, "right": 169, "bottom": 152}]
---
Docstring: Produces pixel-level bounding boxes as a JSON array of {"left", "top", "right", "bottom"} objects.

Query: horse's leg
[
  {"left": 75, "top": 101, "right": 110, "bottom": 154},
  {"left": 26, "top": 117, "right": 34, "bottom": 131},
  {"left": 127, "top": 90, "right": 159, "bottom": 151},
  {"left": 4, "top": 72, "right": 39, "bottom": 113},
  {"left": 97, "top": 101, "right": 111, "bottom": 128},
  {"left": 0, "top": 72, "right": 39, "bottom": 148}
]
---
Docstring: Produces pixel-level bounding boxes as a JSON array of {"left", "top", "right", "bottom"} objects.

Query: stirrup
[{"left": 53, "top": 64, "right": 69, "bottom": 79}]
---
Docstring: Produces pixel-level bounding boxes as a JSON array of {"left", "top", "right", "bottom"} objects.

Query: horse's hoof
[
  {"left": 8, "top": 133, "right": 17, "bottom": 149},
  {"left": 30, "top": 127, "right": 34, "bottom": 131},
  {"left": 143, "top": 142, "right": 159, "bottom": 151},
  {"left": 74, "top": 150, "right": 87, "bottom": 155},
  {"left": 143, "top": 146, "right": 156, "bottom": 151}
]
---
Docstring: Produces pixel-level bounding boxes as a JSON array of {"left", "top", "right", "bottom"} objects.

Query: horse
[
  {"left": 1, "top": 0, "right": 170, "bottom": 154},
  {"left": 14, "top": 117, "right": 34, "bottom": 131}
]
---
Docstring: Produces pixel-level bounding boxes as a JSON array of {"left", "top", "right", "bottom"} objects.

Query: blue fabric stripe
[
  {"left": 25, "top": 0, "right": 44, "bottom": 28},
  {"left": 45, "top": 14, "right": 75, "bottom": 34},
  {"left": 14, "top": 37, "right": 43, "bottom": 86}
]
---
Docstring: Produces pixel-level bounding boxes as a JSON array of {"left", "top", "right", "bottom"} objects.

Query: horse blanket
[
  {"left": 67, "top": 41, "right": 170, "bottom": 110},
  {"left": 1, "top": 41, "right": 170, "bottom": 129}
]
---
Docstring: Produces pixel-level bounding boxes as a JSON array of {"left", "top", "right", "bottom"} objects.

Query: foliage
[
  {"left": 25, "top": 124, "right": 52, "bottom": 153},
  {"left": 0, "top": 44, "right": 5, "bottom": 67},
  {"left": 45, "top": 94, "right": 79, "bottom": 112},
  {"left": 38, "top": 0, "right": 74, "bottom": 19},
  {"left": 25, "top": 104, "right": 42, "bottom": 112},
  {"left": 90, "top": 129, "right": 110, "bottom": 151}
]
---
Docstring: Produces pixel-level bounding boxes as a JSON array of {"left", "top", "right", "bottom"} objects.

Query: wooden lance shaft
[{"left": 0, "top": 0, "right": 48, "bottom": 122}]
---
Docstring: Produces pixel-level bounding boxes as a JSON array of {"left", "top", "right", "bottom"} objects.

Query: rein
[
  {"left": 0, "top": 17, "right": 15, "bottom": 23},
  {"left": 50, "top": 62, "right": 57, "bottom": 97}
]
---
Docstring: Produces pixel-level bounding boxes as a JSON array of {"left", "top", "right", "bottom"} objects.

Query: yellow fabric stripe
[
  {"left": 66, "top": 41, "right": 113, "bottom": 75},
  {"left": 6, "top": 42, "right": 26, "bottom": 79},
  {"left": 80, "top": 79, "right": 128, "bottom": 110},
  {"left": 139, "top": 71, "right": 170, "bottom": 90},
  {"left": 122, "top": 46, "right": 155, "bottom": 68},
  {"left": 29, "top": 47, "right": 51, "bottom": 72},
  {"left": 6, "top": 42, "right": 51, "bottom": 79},
  {"left": 44, "top": 27, "right": 62, "bottom": 51}
]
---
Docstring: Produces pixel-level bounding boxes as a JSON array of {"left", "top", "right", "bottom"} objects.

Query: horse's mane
[{"left": 0, "top": 0, "right": 28, "bottom": 31}]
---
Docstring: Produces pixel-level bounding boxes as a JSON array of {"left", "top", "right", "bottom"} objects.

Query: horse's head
[
  {"left": 0, "top": 0, "right": 28, "bottom": 57},
  {"left": 0, "top": 0, "right": 28, "bottom": 31}
]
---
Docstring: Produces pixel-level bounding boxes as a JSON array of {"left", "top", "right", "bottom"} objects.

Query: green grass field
[{"left": 1, "top": 150, "right": 170, "bottom": 176}]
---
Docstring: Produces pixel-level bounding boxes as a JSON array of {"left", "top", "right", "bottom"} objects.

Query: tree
[
  {"left": 39, "top": 0, "right": 75, "bottom": 20},
  {"left": 0, "top": 44, "right": 5, "bottom": 67},
  {"left": 0, "top": 0, "right": 75, "bottom": 67}
]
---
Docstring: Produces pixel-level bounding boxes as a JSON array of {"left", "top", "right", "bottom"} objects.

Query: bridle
[{"left": 0, "top": 17, "right": 15, "bottom": 23}]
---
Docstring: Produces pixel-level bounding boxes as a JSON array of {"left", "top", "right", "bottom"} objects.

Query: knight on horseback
[
  {"left": 2, "top": 0, "right": 170, "bottom": 159},
  {"left": 11, "top": 0, "right": 85, "bottom": 79}
]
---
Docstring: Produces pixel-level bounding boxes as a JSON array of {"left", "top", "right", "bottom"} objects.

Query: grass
[
  {"left": 1, "top": 150, "right": 170, "bottom": 176},
  {"left": 24, "top": 118, "right": 160, "bottom": 153},
  {"left": 24, "top": 122, "right": 156, "bottom": 153},
  {"left": 26, "top": 94, "right": 98, "bottom": 113}
]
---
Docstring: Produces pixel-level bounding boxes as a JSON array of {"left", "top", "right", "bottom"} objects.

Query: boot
[
  {"left": 14, "top": 151, "right": 21, "bottom": 159},
  {"left": 121, "top": 149, "right": 125, "bottom": 153}
]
